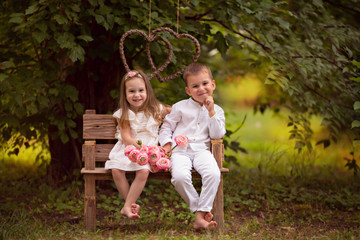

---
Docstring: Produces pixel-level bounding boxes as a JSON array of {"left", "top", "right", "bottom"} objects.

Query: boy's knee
[
  {"left": 203, "top": 168, "right": 221, "bottom": 183},
  {"left": 171, "top": 171, "right": 191, "bottom": 186}
]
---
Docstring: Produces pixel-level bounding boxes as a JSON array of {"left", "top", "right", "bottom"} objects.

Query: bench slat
[
  {"left": 83, "top": 114, "right": 116, "bottom": 139},
  {"left": 81, "top": 167, "right": 229, "bottom": 180},
  {"left": 82, "top": 144, "right": 114, "bottom": 162}
]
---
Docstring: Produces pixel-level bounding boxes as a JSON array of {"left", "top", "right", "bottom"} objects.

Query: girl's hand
[{"left": 204, "top": 96, "right": 215, "bottom": 117}]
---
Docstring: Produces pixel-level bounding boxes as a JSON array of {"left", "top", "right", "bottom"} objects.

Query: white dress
[{"left": 104, "top": 108, "right": 161, "bottom": 172}]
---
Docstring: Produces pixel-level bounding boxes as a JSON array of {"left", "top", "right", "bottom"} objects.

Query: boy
[{"left": 158, "top": 63, "right": 226, "bottom": 230}]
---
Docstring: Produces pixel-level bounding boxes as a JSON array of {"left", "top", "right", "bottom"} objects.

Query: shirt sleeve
[
  {"left": 158, "top": 103, "right": 181, "bottom": 146},
  {"left": 209, "top": 105, "right": 226, "bottom": 140}
]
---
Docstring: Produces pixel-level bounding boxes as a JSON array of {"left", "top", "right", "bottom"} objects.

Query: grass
[{"left": 1, "top": 166, "right": 359, "bottom": 239}]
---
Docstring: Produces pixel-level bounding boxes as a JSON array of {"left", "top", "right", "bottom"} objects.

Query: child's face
[
  {"left": 185, "top": 71, "right": 216, "bottom": 105},
  {"left": 125, "top": 77, "right": 147, "bottom": 112}
]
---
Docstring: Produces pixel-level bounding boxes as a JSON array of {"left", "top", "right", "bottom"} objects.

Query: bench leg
[
  {"left": 213, "top": 173, "right": 224, "bottom": 231},
  {"left": 85, "top": 175, "right": 96, "bottom": 230}
]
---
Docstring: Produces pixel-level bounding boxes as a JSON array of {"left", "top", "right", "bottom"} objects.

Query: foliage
[{"left": 1, "top": 0, "right": 360, "bottom": 178}]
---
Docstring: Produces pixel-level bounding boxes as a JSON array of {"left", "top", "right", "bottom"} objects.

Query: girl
[{"left": 105, "top": 70, "right": 170, "bottom": 219}]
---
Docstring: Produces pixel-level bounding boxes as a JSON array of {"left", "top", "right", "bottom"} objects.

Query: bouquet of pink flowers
[
  {"left": 124, "top": 136, "right": 188, "bottom": 172},
  {"left": 124, "top": 142, "right": 171, "bottom": 172}
]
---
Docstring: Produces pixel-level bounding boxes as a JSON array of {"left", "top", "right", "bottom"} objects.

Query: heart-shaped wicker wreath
[{"left": 119, "top": 27, "right": 200, "bottom": 82}]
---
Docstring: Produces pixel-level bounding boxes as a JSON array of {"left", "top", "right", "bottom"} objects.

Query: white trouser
[{"left": 170, "top": 149, "right": 221, "bottom": 213}]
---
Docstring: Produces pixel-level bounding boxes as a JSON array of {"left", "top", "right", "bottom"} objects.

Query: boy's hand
[
  {"left": 162, "top": 143, "right": 172, "bottom": 155},
  {"left": 204, "top": 96, "right": 215, "bottom": 117}
]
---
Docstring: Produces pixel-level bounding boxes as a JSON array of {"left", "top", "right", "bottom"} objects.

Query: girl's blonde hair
[{"left": 118, "top": 70, "right": 162, "bottom": 128}]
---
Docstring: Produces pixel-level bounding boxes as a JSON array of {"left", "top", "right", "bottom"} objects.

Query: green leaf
[
  {"left": 32, "top": 31, "right": 46, "bottom": 43},
  {"left": 67, "top": 119, "right": 76, "bottom": 128},
  {"left": 312, "top": 0, "right": 323, "bottom": 8},
  {"left": 9, "top": 15, "right": 24, "bottom": 24},
  {"left": 275, "top": 17, "right": 290, "bottom": 30},
  {"left": 77, "top": 35, "right": 94, "bottom": 42},
  {"left": 214, "top": 31, "right": 228, "bottom": 59},
  {"left": 352, "top": 120, "right": 360, "bottom": 129},
  {"left": 88, "top": 0, "right": 98, "bottom": 6},
  {"left": 354, "top": 101, "right": 360, "bottom": 111},
  {"left": 74, "top": 103, "right": 84, "bottom": 115},
  {"left": 25, "top": 4, "right": 39, "bottom": 15},
  {"left": 38, "top": 96, "right": 49, "bottom": 107},
  {"left": 56, "top": 32, "right": 75, "bottom": 49},
  {"left": 1, "top": 61, "right": 15, "bottom": 69},
  {"left": 49, "top": 88, "right": 59, "bottom": 96},
  {"left": 69, "top": 45, "right": 85, "bottom": 62},
  {"left": 69, "top": 129, "right": 78, "bottom": 139},
  {"left": 351, "top": 61, "right": 360, "bottom": 68},
  {"left": 60, "top": 133, "right": 69, "bottom": 143},
  {"left": 294, "top": 141, "right": 305, "bottom": 150},
  {"left": 350, "top": 77, "right": 360, "bottom": 82},
  {"left": 54, "top": 14, "right": 68, "bottom": 25},
  {"left": 0, "top": 74, "right": 9, "bottom": 82}
]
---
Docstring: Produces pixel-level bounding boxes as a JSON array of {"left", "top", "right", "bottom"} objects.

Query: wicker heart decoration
[{"left": 119, "top": 27, "right": 200, "bottom": 82}]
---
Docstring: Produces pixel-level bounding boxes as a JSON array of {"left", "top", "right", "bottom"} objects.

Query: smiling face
[
  {"left": 185, "top": 70, "right": 216, "bottom": 105},
  {"left": 125, "top": 77, "right": 147, "bottom": 112}
]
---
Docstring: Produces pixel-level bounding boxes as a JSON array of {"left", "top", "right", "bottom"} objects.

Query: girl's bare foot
[
  {"left": 120, "top": 206, "right": 140, "bottom": 219},
  {"left": 131, "top": 203, "right": 140, "bottom": 214},
  {"left": 204, "top": 212, "right": 213, "bottom": 222}
]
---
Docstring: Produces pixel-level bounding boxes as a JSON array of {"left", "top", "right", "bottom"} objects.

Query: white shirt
[{"left": 159, "top": 98, "right": 226, "bottom": 152}]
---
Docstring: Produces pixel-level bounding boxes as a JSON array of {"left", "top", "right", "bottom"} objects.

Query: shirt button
[{"left": 197, "top": 122, "right": 200, "bottom": 125}]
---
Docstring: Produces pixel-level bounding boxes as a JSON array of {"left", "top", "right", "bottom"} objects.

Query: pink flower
[
  {"left": 127, "top": 71, "right": 137, "bottom": 77},
  {"left": 148, "top": 151, "right": 161, "bottom": 165},
  {"left": 136, "top": 152, "right": 149, "bottom": 166},
  {"left": 124, "top": 145, "right": 136, "bottom": 157},
  {"left": 150, "top": 164, "right": 160, "bottom": 173},
  {"left": 156, "top": 158, "right": 171, "bottom": 170},
  {"left": 159, "top": 150, "right": 167, "bottom": 158},
  {"left": 148, "top": 145, "right": 160, "bottom": 152},
  {"left": 140, "top": 145, "right": 149, "bottom": 153},
  {"left": 128, "top": 149, "right": 140, "bottom": 163},
  {"left": 174, "top": 135, "right": 188, "bottom": 148}
]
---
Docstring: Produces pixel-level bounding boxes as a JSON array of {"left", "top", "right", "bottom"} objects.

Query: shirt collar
[{"left": 189, "top": 97, "right": 203, "bottom": 107}]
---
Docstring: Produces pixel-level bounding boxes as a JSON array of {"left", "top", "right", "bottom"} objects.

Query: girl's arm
[
  {"left": 160, "top": 105, "right": 172, "bottom": 119},
  {"left": 120, "top": 120, "right": 141, "bottom": 148}
]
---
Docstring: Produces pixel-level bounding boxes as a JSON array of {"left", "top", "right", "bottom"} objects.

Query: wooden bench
[{"left": 81, "top": 109, "right": 229, "bottom": 230}]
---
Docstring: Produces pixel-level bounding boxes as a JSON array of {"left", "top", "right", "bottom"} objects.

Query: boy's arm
[
  {"left": 208, "top": 105, "right": 226, "bottom": 140},
  {"left": 158, "top": 103, "right": 180, "bottom": 147}
]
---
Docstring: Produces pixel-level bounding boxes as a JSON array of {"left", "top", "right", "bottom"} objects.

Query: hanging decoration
[{"left": 118, "top": 1, "right": 201, "bottom": 82}]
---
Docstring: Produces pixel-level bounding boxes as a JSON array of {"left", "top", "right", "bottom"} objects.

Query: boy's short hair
[{"left": 183, "top": 63, "right": 213, "bottom": 85}]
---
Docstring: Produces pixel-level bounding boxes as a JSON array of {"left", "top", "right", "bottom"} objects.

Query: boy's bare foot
[
  {"left": 194, "top": 212, "right": 217, "bottom": 231},
  {"left": 131, "top": 203, "right": 140, "bottom": 214},
  {"left": 120, "top": 206, "right": 140, "bottom": 219},
  {"left": 204, "top": 212, "right": 213, "bottom": 222},
  {"left": 194, "top": 219, "right": 217, "bottom": 231}
]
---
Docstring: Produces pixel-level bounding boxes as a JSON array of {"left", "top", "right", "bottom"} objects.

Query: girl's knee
[
  {"left": 112, "top": 169, "right": 125, "bottom": 177},
  {"left": 135, "top": 169, "right": 150, "bottom": 181}
]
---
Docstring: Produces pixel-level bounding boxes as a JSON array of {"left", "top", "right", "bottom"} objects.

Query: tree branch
[
  {"left": 324, "top": 0, "right": 360, "bottom": 15},
  {"left": 199, "top": 18, "right": 272, "bottom": 53}
]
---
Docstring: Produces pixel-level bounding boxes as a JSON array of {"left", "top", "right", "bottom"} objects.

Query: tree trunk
[{"left": 48, "top": 35, "right": 127, "bottom": 182}]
